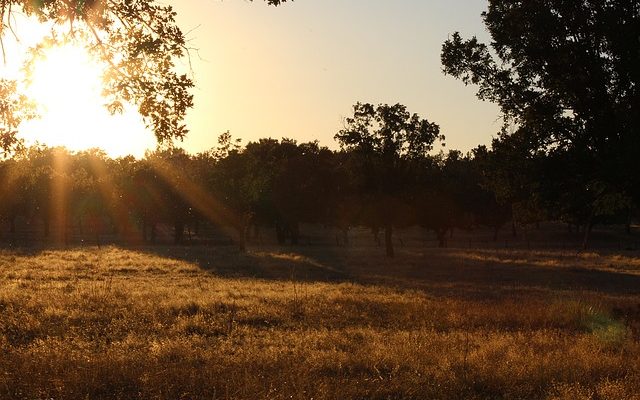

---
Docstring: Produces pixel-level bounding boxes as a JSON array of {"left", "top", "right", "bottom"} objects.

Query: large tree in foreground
[
  {"left": 441, "top": 1, "right": 640, "bottom": 241},
  {"left": 335, "top": 102, "right": 442, "bottom": 257},
  {"left": 0, "top": 0, "right": 286, "bottom": 155}
]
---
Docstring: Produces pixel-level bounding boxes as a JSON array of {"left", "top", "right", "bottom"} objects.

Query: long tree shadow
[
  {"left": 139, "top": 244, "right": 640, "bottom": 299},
  {"left": 138, "top": 244, "right": 353, "bottom": 283}
]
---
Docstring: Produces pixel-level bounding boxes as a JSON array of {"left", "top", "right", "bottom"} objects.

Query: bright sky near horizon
[
  {"left": 173, "top": 0, "right": 501, "bottom": 154},
  {"left": 4, "top": 0, "right": 502, "bottom": 157}
]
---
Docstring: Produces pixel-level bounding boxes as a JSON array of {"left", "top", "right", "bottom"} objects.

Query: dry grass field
[{"left": 1, "top": 244, "right": 640, "bottom": 399}]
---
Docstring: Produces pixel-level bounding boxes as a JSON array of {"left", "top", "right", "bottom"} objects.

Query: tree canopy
[
  {"left": 441, "top": 0, "right": 640, "bottom": 245},
  {"left": 335, "top": 102, "right": 442, "bottom": 257}
]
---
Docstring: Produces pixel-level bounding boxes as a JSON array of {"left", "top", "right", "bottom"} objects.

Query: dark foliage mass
[{"left": 442, "top": 0, "right": 640, "bottom": 248}]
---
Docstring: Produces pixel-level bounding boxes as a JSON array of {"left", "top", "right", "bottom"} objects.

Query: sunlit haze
[
  {"left": 21, "top": 44, "right": 156, "bottom": 158},
  {"left": 3, "top": 1, "right": 500, "bottom": 157}
]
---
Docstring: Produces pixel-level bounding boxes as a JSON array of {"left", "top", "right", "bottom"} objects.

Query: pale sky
[
  {"left": 4, "top": 0, "right": 502, "bottom": 157},
  {"left": 172, "top": 0, "right": 501, "bottom": 153}
]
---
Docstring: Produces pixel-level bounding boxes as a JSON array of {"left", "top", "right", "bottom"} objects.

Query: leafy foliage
[
  {"left": 442, "top": 0, "right": 640, "bottom": 244},
  {"left": 0, "top": 0, "right": 287, "bottom": 153}
]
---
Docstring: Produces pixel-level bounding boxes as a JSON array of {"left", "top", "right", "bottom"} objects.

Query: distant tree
[
  {"left": 0, "top": 158, "right": 29, "bottom": 236},
  {"left": 144, "top": 148, "right": 195, "bottom": 244},
  {"left": 110, "top": 155, "right": 142, "bottom": 240},
  {"left": 207, "top": 137, "right": 257, "bottom": 250},
  {"left": 335, "top": 102, "right": 443, "bottom": 257},
  {"left": 411, "top": 153, "right": 457, "bottom": 248},
  {"left": 472, "top": 133, "right": 545, "bottom": 238},
  {"left": 232, "top": 138, "right": 322, "bottom": 246},
  {"left": 70, "top": 149, "right": 116, "bottom": 245}
]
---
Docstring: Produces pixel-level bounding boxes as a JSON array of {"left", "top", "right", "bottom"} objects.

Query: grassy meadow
[{"left": 1, "top": 243, "right": 640, "bottom": 399}]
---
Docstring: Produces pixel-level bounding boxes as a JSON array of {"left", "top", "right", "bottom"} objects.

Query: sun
[{"left": 20, "top": 43, "right": 158, "bottom": 158}]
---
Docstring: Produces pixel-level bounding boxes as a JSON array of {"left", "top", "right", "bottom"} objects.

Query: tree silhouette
[
  {"left": 442, "top": 0, "right": 640, "bottom": 246},
  {"left": 336, "top": 102, "right": 442, "bottom": 257}
]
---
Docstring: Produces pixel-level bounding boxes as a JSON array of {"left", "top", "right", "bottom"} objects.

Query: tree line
[{"left": 0, "top": 102, "right": 636, "bottom": 257}]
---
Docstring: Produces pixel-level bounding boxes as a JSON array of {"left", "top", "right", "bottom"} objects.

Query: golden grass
[{"left": 0, "top": 245, "right": 639, "bottom": 399}]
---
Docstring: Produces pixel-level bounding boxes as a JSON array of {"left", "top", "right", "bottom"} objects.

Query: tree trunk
[
  {"left": 9, "top": 215, "right": 16, "bottom": 234},
  {"left": 384, "top": 225, "right": 394, "bottom": 258},
  {"left": 142, "top": 219, "right": 148, "bottom": 242},
  {"left": 238, "top": 224, "right": 247, "bottom": 252},
  {"left": 437, "top": 229, "right": 448, "bottom": 248},
  {"left": 291, "top": 222, "right": 300, "bottom": 245},
  {"left": 582, "top": 211, "right": 595, "bottom": 250},
  {"left": 493, "top": 225, "right": 500, "bottom": 242},
  {"left": 253, "top": 225, "right": 261, "bottom": 244},
  {"left": 276, "top": 223, "right": 286, "bottom": 245},
  {"left": 238, "top": 213, "right": 252, "bottom": 252},
  {"left": 174, "top": 221, "right": 185, "bottom": 245},
  {"left": 151, "top": 223, "right": 157, "bottom": 244},
  {"left": 372, "top": 227, "right": 380, "bottom": 247}
]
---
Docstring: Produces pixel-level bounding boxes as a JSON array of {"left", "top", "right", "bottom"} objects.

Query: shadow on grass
[
  {"left": 136, "top": 244, "right": 640, "bottom": 299},
  {"left": 136, "top": 244, "right": 353, "bottom": 283}
]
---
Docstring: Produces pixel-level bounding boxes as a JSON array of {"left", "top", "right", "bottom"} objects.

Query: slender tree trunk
[
  {"left": 142, "top": 219, "right": 148, "bottom": 242},
  {"left": 372, "top": 227, "right": 380, "bottom": 247},
  {"left": 253, "top": 225, "right": 260, "bottom": 242},
  {"left": 437, "top": 229, "right": 448, "bottom": 248},
  {"left": 174, "top": 221, "right": 185, "bottom": 245},
  {"left": 9, "top": 215, "right": 16, "bottom": 234},
  {"left": 276, "top": 223, "right": 286, "bottom": 245},
  {"left": 238, "top": 224, "right": 247, "bottom": 252},
  {"left": 291, "top": 222, "right": 300, "bottom": 245},
  {"left": 384, "top": 225, "right": 394, "bottom": 258},
  {"left": 44, "top": 218, "right": 50, "bottom": 238},
  {"left": 582, "top": 210, "right": 595, "bottom": 250},
  {"left": 493, "top": 225, "right": 500, "bottom": 242},
  {"left": 238, "top": 213, "right": 252, "bottom": 252}
]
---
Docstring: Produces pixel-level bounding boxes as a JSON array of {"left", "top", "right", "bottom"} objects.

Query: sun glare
[{"left": 20, "top": 44, "right": 157, "bottom": 158}]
